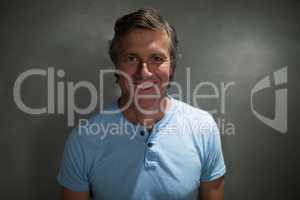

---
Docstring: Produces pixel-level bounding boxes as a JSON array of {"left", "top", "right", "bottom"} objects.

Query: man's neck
[{"left": 118, "top": 96, "right": 170, "bottom": 130}]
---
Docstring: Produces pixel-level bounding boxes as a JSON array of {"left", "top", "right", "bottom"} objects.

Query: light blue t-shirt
[{"left": 57, "top": 96, "right": 226, "bottom": 200}]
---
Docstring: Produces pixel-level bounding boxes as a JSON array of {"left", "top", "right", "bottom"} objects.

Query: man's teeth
[{"left": 137, "top": 82, "right": 154, "bottom": 89}]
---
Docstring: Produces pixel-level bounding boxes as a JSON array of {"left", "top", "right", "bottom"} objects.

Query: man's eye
[
  {"left": 126, "top": 56, "right": 138, "bottom": 62},
  {"left": 151, "top": 56, "right": 164, "bottom": 63}
]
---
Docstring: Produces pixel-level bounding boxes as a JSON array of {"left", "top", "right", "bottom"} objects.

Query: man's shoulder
[
  {"left": 171, "top": 98, "right": 218, "bottom": 132},
  {"left": 89, "top": 102, "right": 121, "bottom": 123},
  {"left": 67, "top": 102, "right": 122, "bottom": 145},
  {"left": 171, "top": 97, "right": 212, "bottom": 119}
]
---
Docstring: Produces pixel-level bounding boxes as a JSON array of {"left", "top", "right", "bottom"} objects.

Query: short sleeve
[
  {"left": 57, "top": 129, "right": 90, "bottom": 191},
  {"left": 200, "top": 114, "right": 226, "bottom": 182}
]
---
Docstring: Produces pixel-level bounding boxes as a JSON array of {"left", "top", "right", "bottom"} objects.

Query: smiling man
[
  {"left": 116, "top": 27, "right": 173, "bottom": 130},
  {"left": 57, "top": 8, "right": 226, "bottom": 200}
]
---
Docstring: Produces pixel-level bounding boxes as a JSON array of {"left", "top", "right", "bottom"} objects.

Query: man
[{"left": 57, "top": 8, "right": 226, "bottom": 200}]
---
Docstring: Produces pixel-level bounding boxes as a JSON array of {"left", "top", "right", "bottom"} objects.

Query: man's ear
[
  {"left": 114, "top": 73, "right": 120, "bottom": 83},
  {"left": 114, "top": 64, "right": 121, "bottom": 83}
]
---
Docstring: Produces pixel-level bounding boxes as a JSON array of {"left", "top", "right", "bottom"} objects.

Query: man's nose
[{"left": 137, "top": 61, "right": 152, "bottom": 78}]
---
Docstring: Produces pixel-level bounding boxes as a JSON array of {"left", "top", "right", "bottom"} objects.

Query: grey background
[{"left": 1, "top": 0, "right": 299, "bottom": 199}]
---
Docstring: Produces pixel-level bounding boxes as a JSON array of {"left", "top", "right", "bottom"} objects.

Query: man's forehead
[{"left": 118, "top": 28, "right": 170, "bottom": 54}]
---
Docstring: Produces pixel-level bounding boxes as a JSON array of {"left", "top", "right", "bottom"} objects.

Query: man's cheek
[
  {"left": 120, "top": 78, "right": 129, "bottom": 89},
  {"left": 120, "top": 77, "right": 133, "bottom": 92}
]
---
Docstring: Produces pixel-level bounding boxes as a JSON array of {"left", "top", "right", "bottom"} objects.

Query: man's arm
[
  {"left": 198, "top": 175, "right": 225, "bottom": 200},
  {"left": 61, "top": 187, "right": 90, "bottom": 200}
]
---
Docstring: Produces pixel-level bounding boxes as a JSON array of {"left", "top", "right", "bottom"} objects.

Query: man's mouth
[{"left": 135, "top": 81, "right": 155, "bottom": 90}]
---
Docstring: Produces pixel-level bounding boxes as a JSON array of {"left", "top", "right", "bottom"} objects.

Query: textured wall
[{"left": 1, "top": 0, "right": 299, "bottom": 199}]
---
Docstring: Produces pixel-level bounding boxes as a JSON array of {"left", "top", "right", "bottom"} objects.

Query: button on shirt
[{"left": 57, "top": 96, "right": 226, "bottom": 200}]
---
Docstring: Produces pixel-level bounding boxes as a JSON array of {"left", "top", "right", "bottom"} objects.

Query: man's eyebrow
[
  {"left": 150, "top": 52, "right": 168, "bottom": 58},
  {"left": 120, "top": 51, "right": 168, "bottom": 58},
  {"left": 120, "top": 52, "right": 138, "bottom": 57},
  {"left": 151, "top": 52, "right": 166, "bottom": 56}
]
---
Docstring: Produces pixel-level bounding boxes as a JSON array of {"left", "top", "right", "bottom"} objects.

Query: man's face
[{"left": 116, "top": 28, "right": 172, "bottom": 110}]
